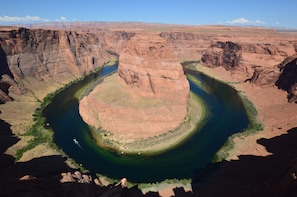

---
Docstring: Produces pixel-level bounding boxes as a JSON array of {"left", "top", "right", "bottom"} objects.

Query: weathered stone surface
[
  {"left": 200, "top": 38, "right": 297, "bottom": 89},
  {"left": 79, "top": 33, "right": 189, "bottom": 139},
  {"left": 118, "top": 33, "right": 189, "bottom": 99},
  {"left": 275, "top": 54, "right": 297, "bottom": 102},
  {"left": 245, "top": 66, "right": 280, "bottom": 87},
  {"left": 0, "top": 23, "right": 297, "bottom": 196},
  {"left": 201, "top": 41, "right": 242, "bottom": 70},
  {"left": 0, "top": 27, "right": 133, "bottom": 103}
]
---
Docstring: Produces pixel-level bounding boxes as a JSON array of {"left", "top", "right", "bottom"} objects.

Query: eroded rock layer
[
  {"left": 0, "top": 27, "right": 134, "bottom": 103},
  {"left": 79, "top": 33, "right": 189, "bottom": 139}
]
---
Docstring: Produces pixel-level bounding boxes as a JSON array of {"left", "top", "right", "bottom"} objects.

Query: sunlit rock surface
[{"left": 79, "top": 33, "right": 189, "bottom": 139}]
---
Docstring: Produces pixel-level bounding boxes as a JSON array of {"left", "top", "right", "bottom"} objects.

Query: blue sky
[{"left": 0, "top": 0, "right": 296, "bottom": 28}]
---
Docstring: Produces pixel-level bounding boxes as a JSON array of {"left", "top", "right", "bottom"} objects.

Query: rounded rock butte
[{"left": 79, "top": 33, "right": 190, "bottom": 140}]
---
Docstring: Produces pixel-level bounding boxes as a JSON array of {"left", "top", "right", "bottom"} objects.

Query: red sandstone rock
[
  {"left": 0, "top": 27, "right": 133, "bottom": 103},
  {"left": 79, "top": 33, "right": 189, "bottom": 139},
  {"left": 118, "top": 33, "right": 189, "bottom": 99},
  {"left": 2, "top": 24, "right": 297, "bottom": 196}
]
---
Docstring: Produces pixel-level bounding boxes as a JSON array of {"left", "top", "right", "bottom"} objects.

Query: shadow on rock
[
  {"left": 0, "top": 118, "right": 19, "bottom": 169},
  {"left": 0, "top": 117, "right": 121, "bottom": 196},
  {"left": 190, "top": 127, "right": 297, "bottom": 197},
  {"left": 2, "top": 114, "right": 297, "bottom": 196}
]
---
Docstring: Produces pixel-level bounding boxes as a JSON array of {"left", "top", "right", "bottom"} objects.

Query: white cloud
[
  {"left": 0, "top": 15, "right": 49, "bottom": 23},
  {"left": 56, "top": 16, "right": 68, "bottom": 22},
  {"left": 60, "top": 16, "right": 67, "bottom": 21},
  {"left": 227, "top": 17, "right": 250, "bottom": 24},
  {"left": 255, "top": 19, "right": 265, "bottom": 24},
  {"left": 226, "top": 17, "right": 266, "bottom": 26}
]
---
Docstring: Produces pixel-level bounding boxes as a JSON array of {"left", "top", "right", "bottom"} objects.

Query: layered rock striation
[
  {"left": 0, "top": 27, "right": 134, "bottom": 103},
  {"left": 201, "top": 39, "right": 297, "bottom": 80},
  {"left": 79, "top": 33, "right": 190, "bottom": 140},
  {"left": 118, "top": 33, "right": 189, "bottom": 100}
]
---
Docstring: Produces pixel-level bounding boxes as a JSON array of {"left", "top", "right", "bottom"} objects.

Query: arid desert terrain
[{"left": 1, "top": 22, "right": 297, "bottom": 196}]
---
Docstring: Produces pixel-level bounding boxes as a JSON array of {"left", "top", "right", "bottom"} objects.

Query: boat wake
[{"left": 73, "top": 138, "right": 82, "bottom": 149}]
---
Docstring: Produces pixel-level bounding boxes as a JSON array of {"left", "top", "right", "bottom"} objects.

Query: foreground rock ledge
[{"left": 79, "top": 33, "right": 190, "bottom": 144}]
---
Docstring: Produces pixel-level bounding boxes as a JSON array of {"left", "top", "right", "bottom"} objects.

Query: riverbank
[
  {"left": 0, "top": 77, "right": 71, "bottom": 162},
  {"left": 191, "top": 63, "right": 297, "bottom": 160},
  {"left": 0, "top": 61, "right": 118, "bottom": 163},
  {"left": 2, "top": 59, "right": 296, "bottom": 196},
  {"left": 89, "top": 91, "right": 207, "bottom": 155},
  {"left": 153, "top": 63, "right": 297, "bottom": 196}
]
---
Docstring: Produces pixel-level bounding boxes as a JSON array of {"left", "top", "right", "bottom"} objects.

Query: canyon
[{"left": 0, "top": 23, "right": 297, "bottom": 196}]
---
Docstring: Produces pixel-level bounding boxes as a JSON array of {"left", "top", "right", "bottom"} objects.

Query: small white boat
[{"left": 73, "top": 138, "right": 82, "bottom": 149}]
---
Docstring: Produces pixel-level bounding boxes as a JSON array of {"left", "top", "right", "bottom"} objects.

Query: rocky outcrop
[
  {"left": 0, "top": 74, "right": 21, "bottom": 103},
  {"left": 249, "top": 67, "right": 280, "bottom": 87},
  {"left": 79, "top": 33, "right": 189, "bottom": 140},
  {"left": 1, "top": 26, "right": 296, "bottom": 103},
  {"left": 240, "top": 42, "right": 296, "bottom": 86},
  {"left": 244, "top": 52, "right": 297, "bottom": 99},
  {"left": 118, "top": 33, "right": 189, "bottom": 99},
  {"left": 276, "top": 54, "right": 297, "bottom": 90},
  {"left": 200, "top": 38, "right": 297, "bottom": 91},
  {"left": 2, "top": 23, "right": 297, "bottom": 196},
  {"left": 201, "top": 41, "right": 242, "bottom": 70},
  {"left": 275, "top": 54, "right": 297, "bottom": 102},
  {"left": 0, "top": 171, "right": 127, "bottom": 197},
  {"left": 0, "top": 27, "right": 134, "bottom": 103}
]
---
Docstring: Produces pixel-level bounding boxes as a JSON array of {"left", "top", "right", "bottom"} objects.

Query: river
[{"left": 43, "top": 63, "right": 249, "bottom": 183}]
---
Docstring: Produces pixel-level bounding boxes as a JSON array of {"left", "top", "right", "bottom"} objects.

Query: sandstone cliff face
[
  {"left": 118, "top": 33, "right": 189, "bottom": 99},
  {"left": 1, "top": 27, "right": 296, "bottom": 103},
  {"left": 276, "top": 54, "right": 297, "bottom": 102},
  {"left": 201, "top": 40, "right": 295, "bottom": 72},
  {"left": 200, "top": 38, "right": 296, "bottom": 82},
  {"left": 160, "top": 32, "right": 210, "bottom": 61},
  {"left": 0, "top": 27, "right": 134, "bottom": 102},
  {"left": 161, "top": 30, "right": 296, "bottom": 86},
  {"left": 200, "top": 38, "right": 297, "bottom": 103},
  {"left": 79, "top": 33, "right": 190, "bottom": 139},
  {"left": 0, "top": 28, "right": 112, "bottom": 80},
  {"left": 96, "top": 31, "right": 135, "bottom": 55},
  {"left": 201, "top": 41, "right": 242, "bottom": 70}
]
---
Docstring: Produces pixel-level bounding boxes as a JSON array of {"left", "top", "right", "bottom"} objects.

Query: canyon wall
[
  {"left": 1, "top": 26, "right": 297, "bottom": 104},
  {"left": 1, "top": 24, "right": 297, "bottom": 196},
  {"left": 0, "top": 27, "right": 134, "bottom": 103},
  {"left": 199, "top": 38, "right": 297, "bottom": 101}
]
